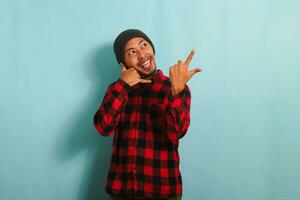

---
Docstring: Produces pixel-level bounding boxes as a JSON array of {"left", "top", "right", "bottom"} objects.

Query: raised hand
[
  {"left": 169, "top": 49, "right": 202, "bottom": 95},
  {"left": 120, "top": 63, "right": 152, "bottom": 86}
]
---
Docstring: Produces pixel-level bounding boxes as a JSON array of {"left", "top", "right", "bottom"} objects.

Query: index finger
[{"left": 184, "top": 49, "right": 196, "bottom": 66}]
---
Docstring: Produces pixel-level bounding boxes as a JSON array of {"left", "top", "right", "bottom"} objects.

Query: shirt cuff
[{"left": 169, "top": 88, "right": 186, "bottom": 110}]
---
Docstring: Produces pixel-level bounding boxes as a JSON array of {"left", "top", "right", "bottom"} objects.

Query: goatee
[{"left": 139, "top": 67, "right": 157, "bottom": 80}]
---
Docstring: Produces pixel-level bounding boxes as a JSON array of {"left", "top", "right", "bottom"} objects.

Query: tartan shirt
[{"left": 93, "top": 69, "right": 191, "bottom": 199}]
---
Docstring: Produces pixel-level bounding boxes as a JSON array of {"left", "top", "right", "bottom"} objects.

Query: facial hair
[{"left": 139, "top": 66, "right": 157, "bottom": 80}]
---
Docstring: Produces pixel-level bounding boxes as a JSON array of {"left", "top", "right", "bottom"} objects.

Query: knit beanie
[{"left": 113, "top": 29, "right": 155, "bottom": 64}]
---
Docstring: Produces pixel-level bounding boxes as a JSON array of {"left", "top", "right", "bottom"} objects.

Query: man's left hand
[{"left": 169, "top": 49, "right": 202, "bottom": 96}]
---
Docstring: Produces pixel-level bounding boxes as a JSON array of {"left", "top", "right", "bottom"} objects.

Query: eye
[
  {"left": 142, "top": 42, "right": 147, "bottom": 48},
  {"left": 128, "top": 50, "right": 135, "bottom": 56}
]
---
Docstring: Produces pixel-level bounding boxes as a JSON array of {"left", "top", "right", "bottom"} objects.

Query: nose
[{"left": 137, "top": 50, "right": 145, "bottom": 60}]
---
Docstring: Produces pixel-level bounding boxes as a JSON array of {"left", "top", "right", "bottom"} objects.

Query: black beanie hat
[{"left": 113, "top": 29, "right": 155, "bottom": 64}]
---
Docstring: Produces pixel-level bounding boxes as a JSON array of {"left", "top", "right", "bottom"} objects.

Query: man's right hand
[{"left": 120, "top": 63, "right": 152, "bottom": 86}]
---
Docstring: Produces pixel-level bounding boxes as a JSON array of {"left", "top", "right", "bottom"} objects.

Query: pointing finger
[{"left": 184, "top": 49, "right": 196, "bottom": 66}]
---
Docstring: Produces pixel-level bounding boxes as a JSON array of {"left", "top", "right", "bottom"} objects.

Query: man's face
[{"left": 123, "top": 37, "right": 157, "bottom": 79}]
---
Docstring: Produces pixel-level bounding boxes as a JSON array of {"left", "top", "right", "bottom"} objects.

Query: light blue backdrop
[{"left": 1, "top": 0, "right": 299, "bottom": 200}]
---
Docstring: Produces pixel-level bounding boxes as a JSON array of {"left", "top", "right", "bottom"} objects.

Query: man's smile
[{"left": 138, "top": 58, "right": 152, "bottom": 70}]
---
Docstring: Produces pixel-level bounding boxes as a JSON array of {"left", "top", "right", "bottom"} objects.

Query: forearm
[
  {"left": 93, "top": 79, "right": 130, "bottom": 136},
  {"left": 166, "top": 85, "right": 191, "bottom": 145}
]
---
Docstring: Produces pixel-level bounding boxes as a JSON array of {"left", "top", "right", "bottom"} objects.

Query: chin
[{"left": 139, "top": 67, "right": 157, "bottom": 79}]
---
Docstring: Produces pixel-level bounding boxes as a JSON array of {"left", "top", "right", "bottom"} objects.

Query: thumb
[
  {"left": 120, "top": 63, "right": 127, "bottom": 72},
  {"left": 188, "top": 67, "right": 202, "bottom": 79}
]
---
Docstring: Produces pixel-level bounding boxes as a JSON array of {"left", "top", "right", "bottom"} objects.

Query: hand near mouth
[
  {"left": 169, "top": 49, "right": 202, "bottom": 95},
  {"left": 120, "top": 63, "right": 152, "bottom": 86}
]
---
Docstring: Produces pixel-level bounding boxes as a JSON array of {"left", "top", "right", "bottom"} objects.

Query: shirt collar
[
  {"left": 151, "top": 69, "right": 167, "bottom": 82},
  {"left": 132, "top": 69, "right": 167, "bottom": 90}
]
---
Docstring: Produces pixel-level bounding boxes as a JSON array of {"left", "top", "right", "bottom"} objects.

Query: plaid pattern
[
  {"left": 94, "top": 70, "right": 191, "bottom": 199},
  {"left": 111, "top": 194, "right": 182, "bottom": 200}
]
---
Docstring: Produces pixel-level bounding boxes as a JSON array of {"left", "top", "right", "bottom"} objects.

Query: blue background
[{"left": 1, "top": 0, "right": 300, "bottom": 199}]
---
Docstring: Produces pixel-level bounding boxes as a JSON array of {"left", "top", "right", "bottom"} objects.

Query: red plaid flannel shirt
[{"left": 93, "top": 70, "right": 191, "bottom": 199}]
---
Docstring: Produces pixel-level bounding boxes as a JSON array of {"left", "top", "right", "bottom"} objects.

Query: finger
[
  {"left": 173, "top": 64, "right": 179, "bottom": 76},
  {"left": 128, "top": 67, "right": 135, "bottom": 71},
  {"left": 177, "top": 60, "right": 185, "bottom": 72},
  {"left": 188, "top": 67, "right": 202, "bottom": 80},
  {"left": 130, "top": 80, "right": 140, "bottom": 86},
  {"left": 169, "top": 66, "right": 174, "bottom": 79},
  {"left": 120, "top": 63, "right": 127, "bottom": 72},
  {"left": 194, "top": 67, "right": 202, "bottom": 72},
  {"left": 169, "top": 65, "right": 178, "bottom": 72},
  {"left": 184, "top": 49, "right": 195, "bottom": 66},
  {"left": 132, "top": 70, "right": 140, "bottom": 78},
  {"left": 138, "top": 79, "right": 152, "bottom": 84}
]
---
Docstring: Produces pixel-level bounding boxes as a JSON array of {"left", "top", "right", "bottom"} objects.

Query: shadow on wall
[{"left": 55, "top": 43, "right": 120, "bottom": 200}]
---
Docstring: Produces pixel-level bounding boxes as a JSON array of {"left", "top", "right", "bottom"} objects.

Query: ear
[
  {"left": 120, "top": 63, "right": 127, "bottom": 71},
  {"left": 123, "top": 63, "right": 128, "bottom": 69},
  {"left": 121, "top": 57, "right": 128, "bottom": 69}
]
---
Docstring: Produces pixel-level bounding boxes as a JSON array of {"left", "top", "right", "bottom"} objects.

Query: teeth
[{"left": 141, "top": 59, "right": 150, "bottom": 67}]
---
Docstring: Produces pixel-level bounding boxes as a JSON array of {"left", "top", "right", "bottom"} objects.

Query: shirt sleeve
[
  {"left": 166, "top": 85, "right": 191, "bottom": 145},
  {"left": 93, "top": 79, "right": 131, "bottom": 136}
]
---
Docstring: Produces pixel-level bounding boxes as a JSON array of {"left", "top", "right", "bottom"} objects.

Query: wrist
[{"left": 171, "top": 86, "right": 184, "bottom": 96}]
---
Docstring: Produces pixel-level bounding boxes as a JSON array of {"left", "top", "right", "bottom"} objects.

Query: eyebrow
[{"left": 124, "top": 39, "right": 145, "bottom": 54}]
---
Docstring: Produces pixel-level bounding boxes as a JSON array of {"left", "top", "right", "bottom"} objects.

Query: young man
[{"left": 93, "top": 29, "right": 201, "bottom": 200}]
